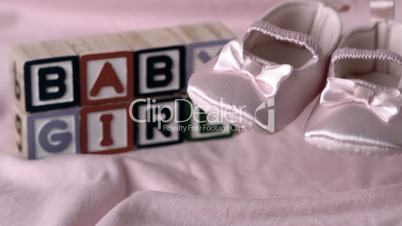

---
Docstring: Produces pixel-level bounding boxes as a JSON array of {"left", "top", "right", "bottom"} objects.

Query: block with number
[
  {"left": 170, "top": 22, "right": 234, "bottom": 81},
  {"left": 13, "top": 107, "right": 80, "bottom": 159},
  {"left": 183, "top": 99, "right": 234, "bottom": 141},
  {"left": 133, "top": 97, "right": 184, "bottom": 148},
  {"left": 10, "top": 40, "right": 80, "bottom": 113},
  {"left": 66, "top": 34, "right": 134, "bottom": 106},
  {"left": 80, "top": 102, "right": 133, "bottom": 154}
]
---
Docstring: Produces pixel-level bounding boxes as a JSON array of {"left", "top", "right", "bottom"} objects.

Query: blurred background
[
  {"left": 0, "top": 0, "right": 386, "bottom": 151},
  {"left": 2, "top": 1, "right": 402, "bottom": 225},
  {"left": 3, "top": 0, "right": 402, "bottom": 152}
]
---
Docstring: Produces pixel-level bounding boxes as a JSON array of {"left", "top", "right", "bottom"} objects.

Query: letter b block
[
  {"left": 11, "top": 41, "right": 80, "bottom": 113},
  {"left": 134, "top": 46, "right": 185, "bottom": 97},
  {"left": 14, "top": 107, "right": 80, "bottom": 159},
  {"left": 120, "top": 29, "right": 187, "bottom": 97}
]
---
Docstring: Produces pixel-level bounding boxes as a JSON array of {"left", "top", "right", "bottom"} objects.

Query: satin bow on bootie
[
  {"left": 320, "top": 78, "right": 402, "bottom": 122},
  {"left": 213, "top": 39, "right": 293, "bottom": 98}
]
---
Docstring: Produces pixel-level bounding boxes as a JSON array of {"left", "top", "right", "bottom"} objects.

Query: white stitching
[{"left": 247, "top": 20, "right": 322, "bottom": 61}]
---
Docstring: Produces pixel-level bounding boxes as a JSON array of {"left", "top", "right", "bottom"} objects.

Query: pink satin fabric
[
  {"left": 214, "top": 39, "right": 294, "bottom": 98},
  {"left": 188, "top": 1, "right": 338, "bottom": 133},
  {"left": 305, "top": 21, "right": 402, "bottom": 154},
  {"left": 1, "top": 0, "right": 402, "bottom": 225},
  {"left": 321, "top": 77, "right": 402, "bottom": 122}
]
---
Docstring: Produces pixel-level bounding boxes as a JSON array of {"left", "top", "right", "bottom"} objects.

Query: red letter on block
[
  {"left": 90, "top": 63, "right": 124, "bottom": 96},
  {"left": 80, "top": 52, "right": 133, "bottom": 106},
  {"left": 80, "top": 103, "right": 133, "bottom": 154},
  {"left": 99, "top": 114, "right": 114, "bottom": 146}
]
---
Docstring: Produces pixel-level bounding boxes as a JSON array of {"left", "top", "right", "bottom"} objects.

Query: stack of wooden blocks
[{"left": 11, "top": 22, "right": 236, "bottom": 159}]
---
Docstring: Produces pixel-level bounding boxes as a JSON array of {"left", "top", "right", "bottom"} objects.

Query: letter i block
[
  {"left": 169, "top": 22, "right": 235, "bottom": 81},
  {"left": 119, "top": 29, "right": 186, "bottom": 97},
  {"left": 183, "top": 99, "right": 234, "bottom": 141},
  {"left": 66, "top": 34, "right": 133, "bottom": 106},
  {"left": 133, "top": 97, "right": 184, "bottom": 148},
  {"left": 14, "top": 107, "right": 80, "bottom": 159},
  {"left": 80, "top": 103, "right": 133, "bottom": 154},
  {"left": 11, "top": 41, "right": 80, "bottom": 113}
]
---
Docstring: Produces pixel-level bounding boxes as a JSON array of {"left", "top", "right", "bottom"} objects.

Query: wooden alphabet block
[
  {"left": 133, "top": 97, "right": 184, "bottom": 148},
  {"left": 10, "top": 41, "right": 80, "bottom": 113},
  {"left": 10, "top": 22, "right": 237, "bottom": 158},
  {"left": 119, "top": 29, "right": 186, "bottom": 97},
  {"left": 186, "top": 39, "right": 230, "bottom": 75},
  {"left": 14, "top": 107, "right": 80, "bottom": 159},
  {"left": 183, "top": 99, "right": 234, "bottom": 141},
  {"left": 170, "top": 22, "right": 234, "bottom": 80},
  {"left": 66, "top": 34, "right": 134, "bottom": 106},
  {"left": 80, "top": 102, "right": 133, "bottom": 154}
]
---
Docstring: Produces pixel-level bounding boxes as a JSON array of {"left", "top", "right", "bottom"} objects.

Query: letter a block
[
  {"left": 11, "top": 41, "right": 80, "bottom": 113},
  {"left": 14, "top": 107, "right": 80, "bottom": 159},
  {"left": 80, "top": 103, "right": 133, "bottom": 154},
  {"left": 134, "top": 98, "right": 184, "bottom": 148},
  {"left": 66, "top": 34, "right": 133, "bottom": 106}
]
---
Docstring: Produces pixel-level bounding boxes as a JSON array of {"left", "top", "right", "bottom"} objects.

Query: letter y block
[{"left": 169, "top": 22, "right": 234, "bottom": 82}]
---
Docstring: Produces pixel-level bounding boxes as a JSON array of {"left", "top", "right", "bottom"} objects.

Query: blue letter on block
[
  {"left": 38, "top": 120, "right": 72, "bottom": 153},
  {"left": 186, "top": 40, "right": 231, "bottom": 82},
  {"left": 27, "top": 108, "right": 79, "bottom": 159}
]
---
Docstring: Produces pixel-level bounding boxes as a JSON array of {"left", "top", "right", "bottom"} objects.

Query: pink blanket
[{"left": 1, "top": 0, "right": 402, "bottom": 225}]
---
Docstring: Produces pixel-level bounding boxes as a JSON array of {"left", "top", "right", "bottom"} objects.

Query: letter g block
[{"left": 13, "top": 107, "right": 80, "bottom": 159}]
